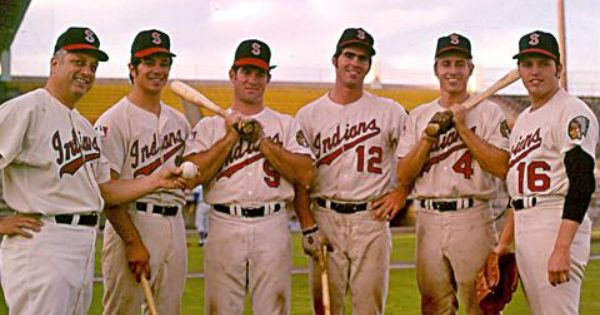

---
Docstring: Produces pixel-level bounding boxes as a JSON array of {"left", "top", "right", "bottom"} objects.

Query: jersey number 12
[{"left": 356, "top": 145, "right": 382, "bottom": 174}]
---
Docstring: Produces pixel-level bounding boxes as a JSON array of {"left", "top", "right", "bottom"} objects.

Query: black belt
[
  {"left": 136, "top": 202, "right": 179, "bottom": 216},
  {"left": 510, "top": 197, "right": 537, "bottom": 210},
  {"left": 55, "top": 213, "right": 98, "bottom": 226},
  {"left": 213, "top": 203, "right": 281, "bottom": 218},
  {"left": 316, "top": 198, "right": 368, "bottom": 214},
  {"left": 419, "top": 198, "right": 474, "bottom": 212}
]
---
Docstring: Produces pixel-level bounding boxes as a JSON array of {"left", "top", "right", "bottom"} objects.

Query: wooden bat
[
  {"left": 141, "top": 276, "right": 159, "bottom": 315},
  {"left": 425, "top": 68, "right": 520, "bottom": 136},
  {"left": 169, "top": 80, "right": 261, "bottom": 140},
  {"left": 318, "top": 244, "right": 331, "bottom": 315},
  {"left": 169, "top": 80, "right": 228, "bottom": 118}
]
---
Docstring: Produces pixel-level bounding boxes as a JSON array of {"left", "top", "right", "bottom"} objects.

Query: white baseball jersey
[
  {"left": 94, "top": 97, "right": 190, "bottom": 206},
  {"left": 507, "top": 88, "right": 598, "bottom": 198},
  {"left": 396, "top": 98, "right": 509, "bottom": 200},
  {"left": 0, "top": 89, "right": 110, "bottom": 215},
  {"left": 295, "top": 91, "right": 407, "bottom": 202},
  {"left": 185, "top": 107, "right": 311, "bottom": 205}
]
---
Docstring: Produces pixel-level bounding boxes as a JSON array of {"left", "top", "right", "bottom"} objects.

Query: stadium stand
[
  {"left": 3, "top": 77, "right": 440, "bottom": 122},
  {"left": 2, "top": 76, "right": 598, "bottom": 125}
]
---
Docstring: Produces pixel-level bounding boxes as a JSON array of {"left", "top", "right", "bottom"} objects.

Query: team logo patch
[
  {"left": 568, "top": 116, "right": 590, "bottom": 140},
  {"left": 296, "top": 130, "right": 309, "bottom": 148},
  {"left": 500, "top": 119, "right": 511, "bottom": 139}
]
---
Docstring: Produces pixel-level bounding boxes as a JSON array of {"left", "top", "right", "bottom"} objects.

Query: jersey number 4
[
  {"left": 356, "top": 145, "right": 382, "bottom": 174},
  {"left": 516, "top": 161, "right": 550, "bottom": 193},
  {"left": 452, "top": 151, "right": 474, "bottom": 179}
]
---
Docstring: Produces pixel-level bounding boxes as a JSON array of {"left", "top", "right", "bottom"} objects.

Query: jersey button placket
[{"left": 337, "top": 110, "right": 349, "bottom": 196}]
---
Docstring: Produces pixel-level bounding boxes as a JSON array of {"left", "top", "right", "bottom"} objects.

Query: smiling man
[
  {"left": 395, "top": 33, "right": 510, "bottom": 315},
  {"left": 294, "top": 28, "right": 408, "bottom": 315},
  {"left": 184, "top": 39, "right": 315, "bottom": 315},
  {"left": 495, "top": 30, "right": 598, "bottom": 315},
  {"left": 94, "top": 29, "right": 191, "bottom": 315}
]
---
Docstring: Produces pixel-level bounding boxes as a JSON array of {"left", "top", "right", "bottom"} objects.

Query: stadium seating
[{"left": 4, "top": 77, "right": 440, "bottom": 123}]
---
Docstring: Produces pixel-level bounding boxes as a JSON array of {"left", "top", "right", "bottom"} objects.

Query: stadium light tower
[{"left": 558, "top": 0, "right": 568, "bottom": 91}]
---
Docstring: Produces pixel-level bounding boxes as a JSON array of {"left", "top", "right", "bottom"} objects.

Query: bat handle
[
  {"left": 141, "top": 276, "right": 159, "bottom": 315},
  {"left": 425, "top": 123, "right": 440, "bottom": 138},
  {"left": 320, "top": 244, "right": 331, "bottom": 315}
]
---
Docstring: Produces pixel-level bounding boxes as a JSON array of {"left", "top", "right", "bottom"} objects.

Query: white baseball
[{"left": 180, "top": 161, "right": 198, "bottom": 179}]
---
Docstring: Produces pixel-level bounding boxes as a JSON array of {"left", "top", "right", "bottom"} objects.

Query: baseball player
[
  {"left": 495, "top": 31, "right": 598, "bottom": 315},
  {"left": 294, "top": 28, "right": 408, "bottom": 315},
  {"left": 395, "top": 33, "right": 510, "bottom": 315},
  {"left": 95, "top": 29, "right": 190, "bottom": 315},
  {"left": 0, "top": 27, "right": 184, "bottom": 315},
  {"left": 184, "top": 39, "right": 314, "bottom": 314},
  {"left": 193, "top": 185, "right": 210, "bottom": 246}
]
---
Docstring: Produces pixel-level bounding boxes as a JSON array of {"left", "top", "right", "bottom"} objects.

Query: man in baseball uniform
[
  {"left": 395, "top": 33, "right": 510, "bottom": 315},
  {"left": 193, "top": 185, "right": 210, "bottom": 246},
  {"left": 495, "top": 31, "right": 598, "bottom": 315},
  {"left": 95, "top": 29, "right": 190, "bottom": 315},
  {"left": 184, "top": 39, "right": 314, "bottom": 314},
  {"left": 0, "top": 27, "right": 185, "bottom": 315},
  {"left": 294, "top": 27, "right": 408, "bottom": 315}
]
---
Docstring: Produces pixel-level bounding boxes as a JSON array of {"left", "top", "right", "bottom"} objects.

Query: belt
[
  {"left": 418, "top": 198, "right": 474, "bottom": 212},
  {"left": 54, "top": 213, "right": 98, "bottom": 226},
  {"left": 213, "top": 203, "right": 283, "bottom": 218},
  {"left": 136, "top": 202, "right": 179, "bottom": 216},
  {"left": 316, "top": 198, "right": 368, "bottom": 214},
  {"left": 18, "top": 212, "right": 98, "bottom": 227},
  {"left": 510, "top": 197, "right": 537, "bottom": 210}
]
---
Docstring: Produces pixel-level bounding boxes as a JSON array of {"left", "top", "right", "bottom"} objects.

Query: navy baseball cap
[
  {"left": 435, "top": 33, "right": 472, "bottom": 58},
  {"left": 513, "top": 30, "right": 560, "bottom": 63},
  {"left": 337, "top": 27, "right": 376, "bottom": 56},
  {"left": 131, "top": 29, "right": 176, "bottom": 59},
  {"left": 54, "top": 27, "right": 109, "bottom": 62},
  {"left": 233, "top": 39, "right": 276, "bottom": 71}
]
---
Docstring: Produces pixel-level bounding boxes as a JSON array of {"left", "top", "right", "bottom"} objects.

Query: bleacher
[
  {"left": 4, "top": 77, "right": 439, "bottom": 123},
  {"left": 5, "top": 77, "right": 599, "bottom": 125}
]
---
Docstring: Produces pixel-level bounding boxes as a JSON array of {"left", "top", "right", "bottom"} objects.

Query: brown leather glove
[
  {"left": 424, "top": 110, "right": 454, "bottom": 138},
  {"left": 475, "top": 251, "right": 519, "bottom": 314},
  {"left": 235, "top": 119, "right": 264, "bottom": 143}
]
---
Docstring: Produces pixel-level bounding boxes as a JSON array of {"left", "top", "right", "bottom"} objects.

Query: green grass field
[{"left": 2, "top": 230, "right": 600, "bottom": 314}]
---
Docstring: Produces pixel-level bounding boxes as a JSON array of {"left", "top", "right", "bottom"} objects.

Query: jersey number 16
[{"left": 515, "top": 161, "right": 551, "bottom": 193}]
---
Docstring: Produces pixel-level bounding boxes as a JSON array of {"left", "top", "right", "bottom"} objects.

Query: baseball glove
[
  {"left": 425, "top": 110, "right": 454, "bottom": 137},
  {"left": 236, "top": 119, "right": 264, "bottom": 143},
  {"left": 475, "top": 251, "right": 519, "bottom": 314}
]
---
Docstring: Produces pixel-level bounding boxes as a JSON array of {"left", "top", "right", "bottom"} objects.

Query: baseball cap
[
  {"left": 131, "top": 29, "right": 176, "bottom": 59},
  {"left": 54, "top": 27, "right": 109, "bottom": 62},
  {"left": 435, "top": 33, "right": 472, "bottom": 58},
  {"left": 513, "top": 30, "right": 560, "bottom": 63},
  {"left": 233, "top": 39, "right": 276, "bottom": 71},
  {"left": 336, "top": 27, "right": 376, "bottom": 56}
]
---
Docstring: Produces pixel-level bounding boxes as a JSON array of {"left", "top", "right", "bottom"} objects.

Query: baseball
[{"left": 180, "top": 161, "right": 198, "bottom": 179}]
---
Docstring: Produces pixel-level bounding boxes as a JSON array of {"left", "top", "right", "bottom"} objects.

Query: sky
[{"left": 7, "top": 0, "right": 600, "bottom": 95}]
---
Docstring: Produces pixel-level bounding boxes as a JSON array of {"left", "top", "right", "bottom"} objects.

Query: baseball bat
[
  {"left": 425, "top": 68, "right": 520, "bottom": 136},
  {"left": 141, "top": 276, "right": 159, "bottom": 315},
  {"left": 318, "top": 244, "right": 331, "bottom": 315},
  {"left": 169, "top": 80, "right": 228, "bottom": 118}
]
